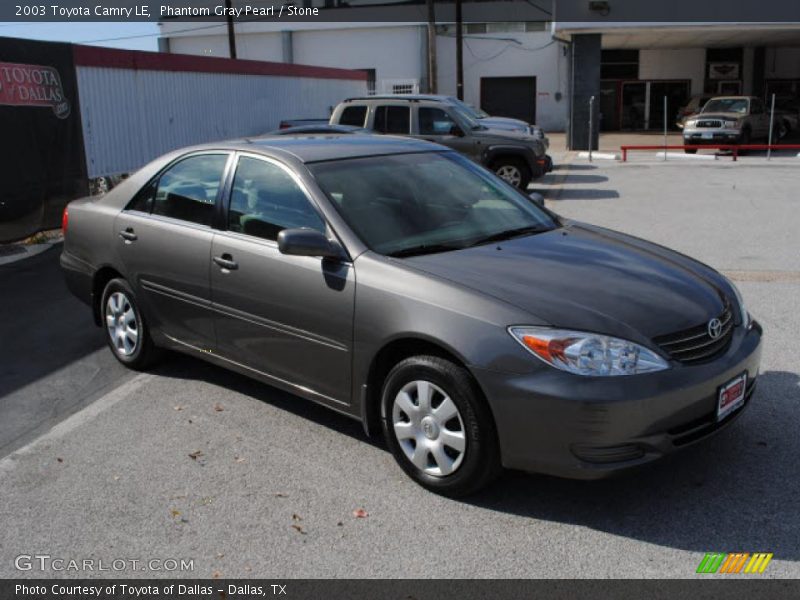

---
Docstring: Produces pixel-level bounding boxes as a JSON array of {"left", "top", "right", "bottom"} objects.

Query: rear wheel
[
  {"left": 492, "top": 157, "right": 531, "bottom": 190},
  {"left": 101, "top": 278, "right": 158, "bottom": 370},
  {"left": 381, "top": 356, "right": 501, "bottom": 497}
]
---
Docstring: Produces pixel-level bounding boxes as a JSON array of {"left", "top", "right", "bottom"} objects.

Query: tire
[
  {"left": 684, "top": 148, "right": 697, "bottom": 154},
  {"left": 101, "top": 278, "right": 158, "bottom": 370},
  {"left": 492, "top": 157, "right": 531, "bottom": 190},
  {"left": 774, "top": 120, "right": 789, "bottom": 141},
  {"left": 738, "top": 129, "right": 751, "bottom": 155},
  {"left": 380, "top": 355, "right": 501, "bottom": 497}
]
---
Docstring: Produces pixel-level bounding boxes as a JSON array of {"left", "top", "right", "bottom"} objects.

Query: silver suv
[
  {"left": 682, "top": 96, "right": 773, "bottom": 153},
  {"left": 330, "top": 96, "right": 548, "bottom": 189}
]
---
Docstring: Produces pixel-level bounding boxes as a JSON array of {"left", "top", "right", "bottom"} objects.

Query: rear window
[
  {"left": 374, "top": 105, "right": 411, "bottom": 134},
  {"left": 339, "top": 105, "right": 367, "bottom": 127}
]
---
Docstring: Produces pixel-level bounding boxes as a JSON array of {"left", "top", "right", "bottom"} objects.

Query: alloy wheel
[
  {"left": 391, "top": 380, "right": 467, "bottom": 477},
  {"left": 495, "top": 165, "right": 522, "bottom": 187},
  {"left": 105, "top": 291, "right": 138, "bottom": 356}
]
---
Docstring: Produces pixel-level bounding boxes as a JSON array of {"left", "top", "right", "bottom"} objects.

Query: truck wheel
[
  {"left": 492, "top": 158, "right": 531, "bottom": 190},
  {"left": 738, "top": 129, "right": 751, "bottom": 155}
]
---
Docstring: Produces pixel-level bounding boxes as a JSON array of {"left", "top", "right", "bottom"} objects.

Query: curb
[{"left": 0, "top": 241, "right": 60, "bottom": 266}]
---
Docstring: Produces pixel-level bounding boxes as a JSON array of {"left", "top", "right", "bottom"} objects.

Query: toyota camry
[{"left": 61, "top": 136, "right": 762, "bottom": 496}]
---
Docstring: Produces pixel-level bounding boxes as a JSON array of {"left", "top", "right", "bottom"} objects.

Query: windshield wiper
[
  {"left": 387, "top": 243, "right": 463, "bottom": 258},
  {"left": 467, "top": 225, "right": 549, "bottom": 247}
]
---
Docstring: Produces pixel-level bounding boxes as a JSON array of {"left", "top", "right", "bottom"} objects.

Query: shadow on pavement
[
  {"left": 467, "top": 369, "right": 800, "bottom": 561},
  {"left": 148, "top": 346, "right": 800, "bottom": 560},
  {"left": 0, "top": 245, "right": 106, "bottom": 398}
]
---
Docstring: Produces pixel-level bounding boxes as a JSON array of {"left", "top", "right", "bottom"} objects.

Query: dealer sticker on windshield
[{"left": 717, "top": 372, "right": 747, "bottom": 421}]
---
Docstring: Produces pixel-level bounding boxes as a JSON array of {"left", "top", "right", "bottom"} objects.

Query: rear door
[
  {"left": 372, "top": 104, "right": 411, "bottom": 135},
  {"left": 210, "top": 153, "right": 355, "bottom": 405},
  {"left": 114, "top": 152, "right": 231, "bottom": 350}
]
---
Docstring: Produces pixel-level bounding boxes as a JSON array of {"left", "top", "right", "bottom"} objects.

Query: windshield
[
  {"left": 309, "top": 152, "right": 558, "bottom": 257},
  {"left": 443, "top": 100, "right": 484, "bottom": 130},
  {"left": 446, "top": 97, "right": 489, "bottom": 119},
  {"left": 702, "top": 98, "right": 749, "bottom": 114}
]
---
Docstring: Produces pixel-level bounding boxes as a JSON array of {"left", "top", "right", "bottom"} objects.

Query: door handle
[
  {"left": 213, "top": 254, "right": 238, "bottom": 271},
  {"left": 119, "top": 228, "right": 137, "bottom": 242}
]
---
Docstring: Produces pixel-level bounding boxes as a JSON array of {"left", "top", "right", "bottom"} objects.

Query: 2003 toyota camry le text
[{"left": 60, "top": 135, "right": 762, "bottom": 496}]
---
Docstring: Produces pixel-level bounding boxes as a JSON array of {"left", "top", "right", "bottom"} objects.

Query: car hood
[
  {"left": 692, "top": 112, "right": 743, "bottom": 120},
  {"left": 479, "top": 116, "right": 529, "bottom": 131},
  {"left": 472, "top": 127, "right": 538, "bottom": 143},
  {"left": 402, "top": 223, "right": 728, "bottom": 343}
]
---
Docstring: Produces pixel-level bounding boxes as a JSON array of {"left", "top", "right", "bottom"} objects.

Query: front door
[
  {"left": 414, "top": 106, "right": 480, "bottom": 161},
  {"left": 210, "top": 154, "right": 355, "bottom": 405},
  {"left": 114, "top": 152, "right": 230, "bottom": 350}
]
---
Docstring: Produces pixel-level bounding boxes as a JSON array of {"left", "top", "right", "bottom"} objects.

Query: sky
[{"left": 0, "top": 22, "right": 161, "bottom": 50}]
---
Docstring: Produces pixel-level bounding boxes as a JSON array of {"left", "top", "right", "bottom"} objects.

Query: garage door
[{"left": 480, "top": 76, "right": 537, "bottom": 124}]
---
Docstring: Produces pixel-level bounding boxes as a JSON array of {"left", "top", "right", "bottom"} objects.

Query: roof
[
  {"left": 219, "top": 134, "right": 446, "bottom": 163},
  {"left": 344, "top": 94, "right": 455, "bottom": 103}
]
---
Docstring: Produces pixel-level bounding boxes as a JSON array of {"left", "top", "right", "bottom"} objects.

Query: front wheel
[
  {"left": 492, "top": 158, "right": 531, "bottom": 190},
  {"left": 738, "top": 129, "right": 751, "bottom": 155},
  {"left": 102, "top": 278, "right": 159, "bottom": 370},
  {"left": 381, "top": 356, "right": 501, "bottom": 497}
]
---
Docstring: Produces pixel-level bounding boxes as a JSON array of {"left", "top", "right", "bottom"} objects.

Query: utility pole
[
  {"left": 455, "top": 0, "right": 463, "bottom": 99},
  {"left": 225, "top": 0, "right": 237, "bottom": 59},
  {"left": 426, "top": 0, "right": 437, "bottom": 94}
]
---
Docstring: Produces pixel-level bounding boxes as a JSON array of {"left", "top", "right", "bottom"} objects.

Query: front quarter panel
[{"left": 351, "top": 251, "right": 544, "bottom": 401}]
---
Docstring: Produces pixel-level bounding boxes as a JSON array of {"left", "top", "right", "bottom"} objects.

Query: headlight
[
  {"left": 723, "top": 120, "right": 738, "bottom": 128},
  {"left": 509, "top": 326, "right": 669, "bottom": 376},
  {"left": 725, "top": 277, "right": 750, "bottom": 328}
]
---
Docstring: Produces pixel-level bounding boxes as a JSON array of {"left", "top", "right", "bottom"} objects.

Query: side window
[
  {"left": 228, "top": 157, "right": 325, "bottom": 242},
  {"left": 339, "top": 105, "right": 367, "bottom": 127},
  {"left": 152, "top": 154, "right": 228, "bottom": 226},
  {"left": 126, "top": 180, "right": 156, "bottom": 213},
  {"left": 374, "top": 105, "right": 411, "bottom": 134},
  {"left": 419, "top": 107, "right": 458, "bottom": 135}
]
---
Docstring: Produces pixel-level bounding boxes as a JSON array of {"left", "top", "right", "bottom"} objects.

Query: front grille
[
  {"left": 654, "top": 308, "right": 734, "bottom": 364},
  {"left": 696, "top": 120, "right": 722, "bottom": 128}
]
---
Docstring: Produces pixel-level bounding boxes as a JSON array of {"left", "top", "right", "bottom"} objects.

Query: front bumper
[
  {"left": 683, "top": 128, "right": 743, "bottom": 145},
  {"left": 472, "top": 320, "right": 763, "bottom": 479}
]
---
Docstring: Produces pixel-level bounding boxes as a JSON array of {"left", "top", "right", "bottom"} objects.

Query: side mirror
[
  {"left": 528, "top": 192, "right": 545, "bottom": 207},
  {"left": 277, "top": 228, "right": 342, "bottom": 259},
  {"left": 449, "top": 124, "right": 465, "bottom": 137}
]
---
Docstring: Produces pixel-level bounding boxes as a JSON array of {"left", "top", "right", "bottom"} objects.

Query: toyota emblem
[{"left": 708, "top": 318, "right": 723, "bottom": 340}]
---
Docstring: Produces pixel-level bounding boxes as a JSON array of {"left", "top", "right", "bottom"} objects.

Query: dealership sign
[{"left": 0, "top": 61, "right": 71, "bottom": 118}]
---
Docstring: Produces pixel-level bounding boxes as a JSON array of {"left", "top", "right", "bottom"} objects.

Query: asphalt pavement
[{"left": 1, "top": 160, "right": 799, "bottom": 579}]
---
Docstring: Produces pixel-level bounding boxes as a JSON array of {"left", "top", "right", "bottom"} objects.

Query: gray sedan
[{"left": 61, "top": 136, "right": 762, "bottom": 496}]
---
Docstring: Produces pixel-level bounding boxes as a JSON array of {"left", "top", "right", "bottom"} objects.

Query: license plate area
[
  {"left": 717, "top": 372, "right": 747, "bottom": 421},
  {"left": 701, "top": 132, "right": 714, "bottom": 139}
]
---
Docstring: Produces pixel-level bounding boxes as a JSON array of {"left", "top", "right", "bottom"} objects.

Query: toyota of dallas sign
[{"left": 0, "top": 61, "right": 71, "bottom": 118}]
